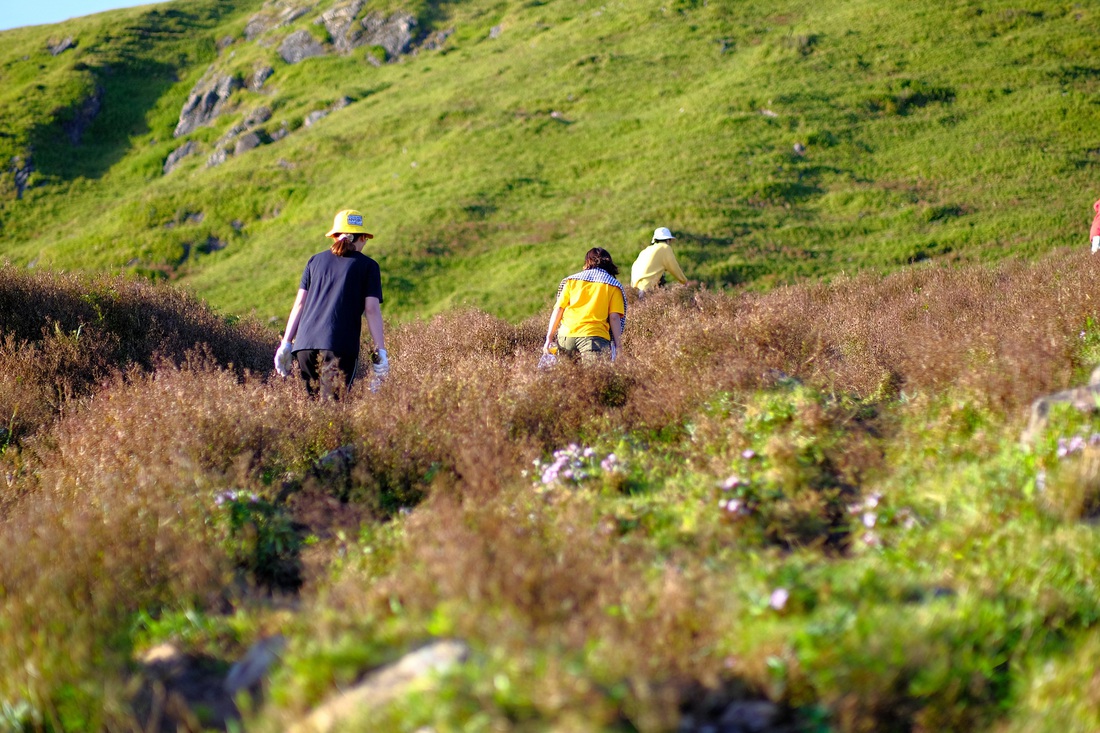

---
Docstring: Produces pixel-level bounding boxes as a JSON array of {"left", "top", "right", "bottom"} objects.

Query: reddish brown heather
[
  {"left": 0, "top": 265, "right": 272, "bottom": 445},
  {"left": 0, "top": 249, "right": 1097, "bottom": 724}
]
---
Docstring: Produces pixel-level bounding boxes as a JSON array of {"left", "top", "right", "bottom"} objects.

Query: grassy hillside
[
  {"left": 0, "top": 0, "right": 1098, "bottom": 323},
  {"left": 4, "top": 252, "right": 1100, "bottom": 730}
]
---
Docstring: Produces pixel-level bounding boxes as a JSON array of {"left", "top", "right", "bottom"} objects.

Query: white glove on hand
[
  {"left": 1092, "top": 235, "right": 1100, "bottom": 254},
  {"left": 274, "top": 341, "right": 293, "bottom": 377},
  {"left": 369, "top": 348, "right": 389, "bottom": 393},
  {"left": 372, "top": 348, "right": 390, "bottom": 378}
]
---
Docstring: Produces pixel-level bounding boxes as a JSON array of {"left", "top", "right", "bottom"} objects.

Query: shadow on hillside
[{"left": 29, "top": 3, "right": 245, "bottom": 181}]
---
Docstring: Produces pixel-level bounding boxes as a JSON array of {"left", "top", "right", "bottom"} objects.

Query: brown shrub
[{"left": 0, "top": 267, "right": 273, "bottom": 447}]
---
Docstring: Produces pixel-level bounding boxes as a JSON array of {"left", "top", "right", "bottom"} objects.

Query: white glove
[
  {"left": 374, "top": 349, "right": 390, "bottom": 374},
  {"left": 369, "top": 348, "right": 389, "bottom": 392},
  {"left": 1092, "top": 235, "right": 1099, "bottom": 254},
  {"left": 274, "top": 341, "right": 293, "bottom": 377}
]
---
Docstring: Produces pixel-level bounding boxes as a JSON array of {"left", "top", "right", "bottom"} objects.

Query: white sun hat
[{"left": 651, "top": 227, "right": 675, "bottom": 243}]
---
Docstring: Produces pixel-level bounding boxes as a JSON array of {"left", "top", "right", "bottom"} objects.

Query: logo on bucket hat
[{"left": 326, "top": 209, "right": 374, "bottom": 238}]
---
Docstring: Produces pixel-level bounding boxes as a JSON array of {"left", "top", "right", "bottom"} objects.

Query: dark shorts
[
  {"left": 557, "top": 335, "right": 612, "bottom": 365},
  {"left": 295, "top": 349, "right": 358, "bottom": 399}
]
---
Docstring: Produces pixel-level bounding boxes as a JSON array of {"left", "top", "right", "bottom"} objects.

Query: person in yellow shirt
[
  {"left": 631, "top": 226, "right": 688, "bottom": 294},
  {"left": 543, "top": 248, "right": 626, "bottom": 364}
]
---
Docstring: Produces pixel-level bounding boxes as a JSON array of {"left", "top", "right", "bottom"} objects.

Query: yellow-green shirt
[
  {"left": 556, "top": 280, "right": 625, "bottom": 340},
  {"left": 630, "top": 242, "right": 687, "bottom": 292}
]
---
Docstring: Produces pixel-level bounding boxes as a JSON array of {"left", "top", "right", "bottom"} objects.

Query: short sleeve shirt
[
  {"left": 292, "top": 250, "right": 383, "bottom": 355},
  {"left": 556, "top": 280, "right": 625, "bottom": 340}
]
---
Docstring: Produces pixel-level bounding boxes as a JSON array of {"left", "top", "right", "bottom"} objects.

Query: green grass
[{"left": 0, "top": 0, "right": 1098, "bottom": 324}]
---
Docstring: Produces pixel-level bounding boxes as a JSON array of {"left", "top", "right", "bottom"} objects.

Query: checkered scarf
[{"left": 556, "top": 267, "right": 627, "bottom": 331}]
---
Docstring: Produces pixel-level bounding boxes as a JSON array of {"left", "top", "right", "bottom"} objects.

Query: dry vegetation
[{"left": 2, "top": 250, "right": 1099, "bottom": 730}]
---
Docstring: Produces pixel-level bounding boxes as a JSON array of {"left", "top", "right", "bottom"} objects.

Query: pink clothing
[{"left": 1092, "top": 199, "right": 1100, "bottom": 239}]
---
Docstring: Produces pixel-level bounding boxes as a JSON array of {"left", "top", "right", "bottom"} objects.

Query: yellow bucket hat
[{"left": 325, "top": 209, "right": 374, "bottom": 238}]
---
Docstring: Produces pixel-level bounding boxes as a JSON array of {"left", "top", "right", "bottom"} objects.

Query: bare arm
[
  {"left": 544, "top": 305, "right": 564, "bottom": 354},
  {"left": 364, "top": 296, "right": 386, "bottom": 351},
  {"left": 609, "top": 313, "right": 623, "bottom": 352},
  {"left": 281, "top": 289, "right": 308, "bottom": 344}
]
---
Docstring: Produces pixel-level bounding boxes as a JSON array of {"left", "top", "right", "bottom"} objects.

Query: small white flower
[
  {"left": 862, "top": 512, "right": 877, "bottom": 529},
  {"left": 769, "top": 588, "right": 789, "bottom": 610},
  {"left": 742, "top": 449, "right": 756, "bottom": 460}
]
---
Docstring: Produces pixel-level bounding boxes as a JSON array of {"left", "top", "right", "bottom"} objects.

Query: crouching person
[{"left": 543, "top": 247, "right": 626, "bottom": 364}]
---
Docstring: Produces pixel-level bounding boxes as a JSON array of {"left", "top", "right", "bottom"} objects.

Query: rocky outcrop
[
  {"left": 419, "top": 27, "right": 455, "bottom": 53},
  {"left": 61, "top": 86, "right": 102, "bottom": 145},
  {"left": 234, "top": 130, "right": 268, "bottom": 155},
  {"left": 360, "top": 12, "right": 418, "bottom": 58},
  {"left": 175, "top": 72, "right": 243, "bottom": 137},
  {"left": 279, "top": 29, "right": 326, "bottom": 64},
  {"left": 163, "top": 140, "right": 198, "bottom": 174},
  {"left": 245, "top": 1, "right": 315, "bottom": 40},
  {"left": 207, "top": 147, "right": 229, "bottom": 168},
  {"left": 249, "top": 65, "right": 275, "bottom": 91},
  {"left": 317, "top": 0, "right": 365, "bottom": 53},
  {"left": 48, "top": 37, "right": 77, "bottom": 56},
  {"left": 9, "top": 155, "right": 33, "bottom": 200},
  {"left": 205, "top": 106, "right": 278, "bottom": 167},
  {"left": 303, "top": 97, "right": 351, "bottom": 128}
]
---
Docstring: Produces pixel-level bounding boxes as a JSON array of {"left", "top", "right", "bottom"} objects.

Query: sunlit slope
[{"left": 0, "top": 0, "right": 1097, "bottom": 321}]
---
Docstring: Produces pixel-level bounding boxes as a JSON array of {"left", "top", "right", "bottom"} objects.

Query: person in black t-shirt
[{"left": 275, "top": 209, "right": 388, "bottom": 398}]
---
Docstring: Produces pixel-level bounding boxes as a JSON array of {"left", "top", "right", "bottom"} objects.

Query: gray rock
[
  {"left": 360, "top": 12, "right": 418, "bottom": 59},
  {"left": 270, "top": 123, "right": 291, "bottom": 142},
  {"left": 244, "top": 106, "right": 273, "bottom": 127},
  {"left": 246, "top": 1, "right": 315, "bottom": 40},
  {"left": 48, "top": 37, "right": 77, "bottom": 55},
  {"left": 489, "top": 24, "right": 502, "bottom": 39},
  {"left": 217, "top": 35, "right": 236, "bottom": 51},
  {"left": 718, "top": 700, "right": 779, "bottom": 732},
  {"left": 250, "top": 65, "right": 275, "bottom": 91},
  {"left": 61, "top": 86, "right": 102, "bottom": 145},
  {"left": 207, "top": 147, "right": 230, "bottom": 168},
  {"left": 292, "top": 640, "right": 469, "bottom": 733},
  {"left": 10, "top": 155, "right": 33, "bottom": 200},
  {"left": 245, "top": 15, "right": 271, "bottom": 40},
  {"left": 318, "top": 0, "right": 366, "bottom": 53},
  {"left": 280, "top": 29, "right": 327, "bottom": 64},
  {"left": 304, "top": 109, "right": 329, "bottom": 127},
  {"left": 1022, "top": 365, "right": 1100, "bottom": 444},
  {"left": 225, "top": 635, "right": 286, "bottom": 696},
  {"left": 315, "top": 444, "right": 354, "bottom": 473},
  {"left": 175, "top": 72, "right": 243, "bottom": 137},
  {"left": 234, "top": 131, "right": 266, "bottom": 155},
  {"left": 163, "top": 140, "right": 198, "bottom": 174},
  {"left": 332, "top": 96, "right": 352, "bottom": 110},
  {"left": 418, "top": 28, "right": 454, "bottom": 53}
]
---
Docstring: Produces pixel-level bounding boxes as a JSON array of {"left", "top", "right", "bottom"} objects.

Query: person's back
[
  {"left": 294, "top": 249, "right": 380, "bottom": 355},
  {"left": 631, "top": 227, "right": 686, "bottom": 293}
]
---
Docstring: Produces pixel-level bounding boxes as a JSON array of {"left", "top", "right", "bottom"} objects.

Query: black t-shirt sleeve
[
  {"left": 299, "top": 256, "right": 315, "bottom": 291},
  {"left": 363, "top": 257, "right": 383, "bottom": 303}
]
